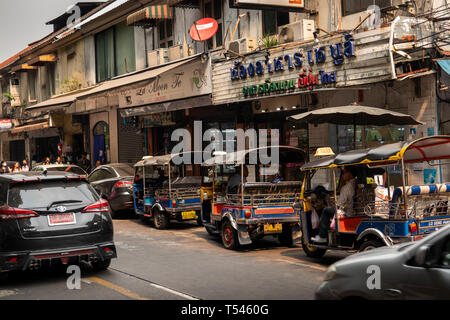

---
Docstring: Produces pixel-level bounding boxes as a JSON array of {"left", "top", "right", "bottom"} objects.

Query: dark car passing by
[
  {"left": 88, "top": 163, "right": 135, "bottom": 218},
  {"left": 316, "top": 224, "right": 450, "bottom": 300},
  {"left": 0, "top": 172, "right": 117, "bottom": 278}
]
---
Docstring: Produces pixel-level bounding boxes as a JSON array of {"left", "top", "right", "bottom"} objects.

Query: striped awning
[{"left": 127, "top": 4, "right": 174, "bottom": 26}]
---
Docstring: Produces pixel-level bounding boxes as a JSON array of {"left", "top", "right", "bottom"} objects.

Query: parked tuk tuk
[
  {"left": 298, "top": 135, "right": 450, "bottom": 258},
  {"left": 201, "top": 146, "right": 306, "bottom": 250},
  {"left": 133, "top": 152, "right": 203, "bottom": 229}
]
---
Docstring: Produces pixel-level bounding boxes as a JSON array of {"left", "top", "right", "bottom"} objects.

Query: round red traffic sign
[{"left": 190, "top": 18, "right": 218, "bottom": 42}]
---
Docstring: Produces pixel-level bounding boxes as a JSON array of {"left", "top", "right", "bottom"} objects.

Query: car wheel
[
  {"left": 153, "top": 209, "right": 170, "bottom": 230},
  {"left": 92, "top": 258, "right": 111, "bottom": 271},
  {"left": 302, "top": 238, "right": 327, "bottom": 258},
  {"left": 221, "top": 221, "right": 239, "bottom": 250},
  {"left": 358, "top": 240, "right": 384, "bottom": 252},
  {"left": 278, "top": 225, "right": 294, "bottom": 247}
]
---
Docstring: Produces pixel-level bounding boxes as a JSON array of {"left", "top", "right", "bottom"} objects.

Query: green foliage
[
  {"left": 57, "top": 77, "right": 81, "bottom": 94},
  {"left": 2, "top": 92, "right": 15, "bottom": 102},
  {"left": 259, "top": 34, "right": 278, "bottom": 48}
]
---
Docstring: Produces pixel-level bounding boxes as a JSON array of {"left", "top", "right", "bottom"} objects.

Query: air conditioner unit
[
  {"left": 147, "top": 48, "right": 169, "bottom": 67},
  {"left": 168, "top": 44, "right": 193, "bottom": 61},
  {"left": 278, "top": 20, "right": 315, "bottom": 44},
  {"left": 228, "top": 38, "right": 257, "bottom": 54}
]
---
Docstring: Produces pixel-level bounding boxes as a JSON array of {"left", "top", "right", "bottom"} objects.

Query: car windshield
[
  {"left": 8, "top": 181, "right": 98, "bottom": 210},
  {"left": 113, "top": 166, "right": 134, "bottom": 177}
]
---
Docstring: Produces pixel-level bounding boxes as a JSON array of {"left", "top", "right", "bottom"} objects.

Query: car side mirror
[{"left": 415, "top": 245, "right": 432, "bottom": 267}]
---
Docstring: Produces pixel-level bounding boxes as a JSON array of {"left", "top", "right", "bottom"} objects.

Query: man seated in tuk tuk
[
  {"left": 226, "top": 165, "right": 248, "bottom": 194},
  {"left": 312, "top": 166, "right": 358, "bottom": 243}
]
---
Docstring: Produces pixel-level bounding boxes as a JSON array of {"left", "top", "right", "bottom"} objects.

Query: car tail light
[
  {"left": 409, "top": 222, "right": 417, "bottom": 233},
  {"left": 0, "top": 205, "right": 39, "bottom": 221},
  {"left": 82, "top": 199, "right": 109, "bottom": 213},
  {"left": 113, "top": 181, "right": 133, "bottom": 189}
]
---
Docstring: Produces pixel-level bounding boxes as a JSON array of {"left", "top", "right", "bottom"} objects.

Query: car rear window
[
  {"left": 113, "top": 166, "right": 134, "bottom": 177},
  {"left": 8, "top": 181, "right": 98, "bottom": 210},
  {"left": 47, "top": 166, "right": 86, "bottom": 175}
]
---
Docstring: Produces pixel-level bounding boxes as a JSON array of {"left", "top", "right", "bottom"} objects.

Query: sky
[{"left": 0, "top": 0, "right": 107, "bottom": 63}]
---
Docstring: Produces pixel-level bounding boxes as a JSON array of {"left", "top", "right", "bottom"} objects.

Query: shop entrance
[
  {"left": 35, "top": 136, "right": 59, "bottom": 163},
  {"left": 93, "top": 121, "right": 109, "bottom": 164},
  {"left": 9, "top": 140, "right": 25, "bottom": 162}
]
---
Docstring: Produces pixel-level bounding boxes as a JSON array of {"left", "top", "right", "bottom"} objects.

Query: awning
[
  {"left": 120, "top": 94, "right": 211, "bottom": 117},
  {"left": 28, "top": 54, "right": 56, "bottom": 66},
  {"left": 77, "top": 57, "right": 196, "bottom": 99},
  {"left": 11, "top": 64, "right": 37, "bottom": 72},
  {"left": 437, "top": 59, "right": 450, "bottom": 102},
  {"left": 127, "top": 4, "right": 174, "bottom": 26},
  {"left": 26, "top": 87, "right": 97, "bottom": 111},
  {"left": 10, "top": 122, "right": 49, "bottom": 134}
]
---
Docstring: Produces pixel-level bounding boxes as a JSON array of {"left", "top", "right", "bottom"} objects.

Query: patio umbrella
[
  {"left": 287, "top": 104, "right": 424, "bottom": 126},
  {"left": 287, "top": 103, "right": 424, "bottom": 151}
]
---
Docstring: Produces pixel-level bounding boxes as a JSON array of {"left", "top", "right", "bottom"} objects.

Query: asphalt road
[{"left": 0, "top": 218, "right": 350, "bottom": 300}]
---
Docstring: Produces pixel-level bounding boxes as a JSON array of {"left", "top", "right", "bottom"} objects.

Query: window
[
  {"left": 47, "top": 64, "right": 56, "bottom": 97},
  {"left": 204, "top": 0, "right": 223, "bottom": 49},
  {"left": 342, "top": 0, "right": 391, "bottom": 16},
  {"left": 88, "top": 169, "right": 110, "bottom": 183},
  {"left": 262, "top": 10, "right": 290, "bottom": 36},
  {"left": 28, "top": 70, "right": 37, "bottom": 101},
  {"left": 158, "top": 20, "right": 173, "bottom": 48},
  {"left": 95, "top": 22, "right": 136, "bottom": 83}
]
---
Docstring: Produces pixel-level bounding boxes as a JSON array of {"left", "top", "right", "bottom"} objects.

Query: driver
[
  {"left": 227, "top": 165, "right": 248, "bottom": 194},
  {"left": 312, "top": 166, "right": 357, "bottom": 243}
]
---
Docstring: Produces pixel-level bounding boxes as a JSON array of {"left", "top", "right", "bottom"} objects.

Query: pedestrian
[
  {"left": 44, "top": 157, "right": 51, "bottom": 165},
  {"left": 0, "top": 161, "right": 10, "bottom": 174},
  {"left": 77, "top": 152, "right": 91, "bottom": 173},
  {"left": 21, "top": 160, "right": 30, "bottom": 172},
  {"left": 62, "top": 156, "right": 69, "bottom": 164},
  {"left": 12, "top": 162, "right": 22, "bottom": 173},
  {"left": 55, "top": 156, "right": 62, "bottom": 165}
]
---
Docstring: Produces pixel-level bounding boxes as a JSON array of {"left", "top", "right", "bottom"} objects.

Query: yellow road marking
[{"left": 86, "top": 277, "right": 150, "bottom": 300}]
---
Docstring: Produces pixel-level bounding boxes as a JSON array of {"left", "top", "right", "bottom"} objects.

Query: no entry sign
[{"left": 190, "top": 18, "right": 218, "bottom": 42}]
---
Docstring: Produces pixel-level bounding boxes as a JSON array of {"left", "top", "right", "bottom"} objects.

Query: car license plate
[
  {"left": 264, "top": 223, "right": 283, "bottom": 234},
  {"left": 48, "top": 213, "right": 76, "bottom": 226},
  {"left": 181, "top": 211, "right": 197, "bottom": 220}
]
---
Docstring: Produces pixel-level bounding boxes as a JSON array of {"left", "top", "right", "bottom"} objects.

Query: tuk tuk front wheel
[
  {"left": 301, "top": 240, "right": 327, "bottom": 258},
  {"left": 221, "top": 221, "right": 239, "bottom": 250},
  {"left": 153, "top": 209, "right": 170, "bottom": 230}
]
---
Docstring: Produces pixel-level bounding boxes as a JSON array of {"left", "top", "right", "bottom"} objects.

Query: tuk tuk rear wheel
[
  {"left": 301, "top": 240, "right": 327, "bottom": 258},
  {"left": 153, "top": 209, "right": 170, "bottom": 230},
  {"left": 221, "top": 221, "right": 239, "bottom": 250},
  {"left": 278, "top": 226, "right": 294, "bottom": 247}
]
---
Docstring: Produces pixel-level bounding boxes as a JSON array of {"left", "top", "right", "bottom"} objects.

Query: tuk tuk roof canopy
[
  {"left": 135, "top": 152, "right": 205, "bottom": 167},
  {"left": 203, "top": 146, "right": 305, "bottom": 166},
  {"left": 301, "top": 136, "right": 450, "bottom": 170}
]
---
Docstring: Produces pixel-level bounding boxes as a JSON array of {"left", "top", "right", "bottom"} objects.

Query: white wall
[{"left": 84, "top": 36, "right": 96, "bottom": 87}]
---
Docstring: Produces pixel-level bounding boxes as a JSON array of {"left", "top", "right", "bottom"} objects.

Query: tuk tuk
[
  {"left": 298, "top": 135, "right": 450, "bottom": 258},
  {"left": 201, "top": 146, "right": 306, "bottom": 250},
  {"left": 133, "top": 152, "right": 203, "bottom": 229}
]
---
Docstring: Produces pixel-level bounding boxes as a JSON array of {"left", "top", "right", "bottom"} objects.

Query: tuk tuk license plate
[
  {"left": 181, "top": 211, "right": 197, "bottom": 220},
  {"left": 264, "top": 223, "right": 283, "bottom": 234}
]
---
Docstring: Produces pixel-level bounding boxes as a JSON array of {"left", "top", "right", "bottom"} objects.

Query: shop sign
[
  {"left": 141, "top": 112, "right": 175, "bottom": 127},
  {"left": 230, "top": 34, "right": 355, "bottom": 81},
  {"left": 0, "top": 119, "right": 13, "bottom": 130},
  {"left": 119, "top": 60, "right": 212, "bottom": 109}
]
